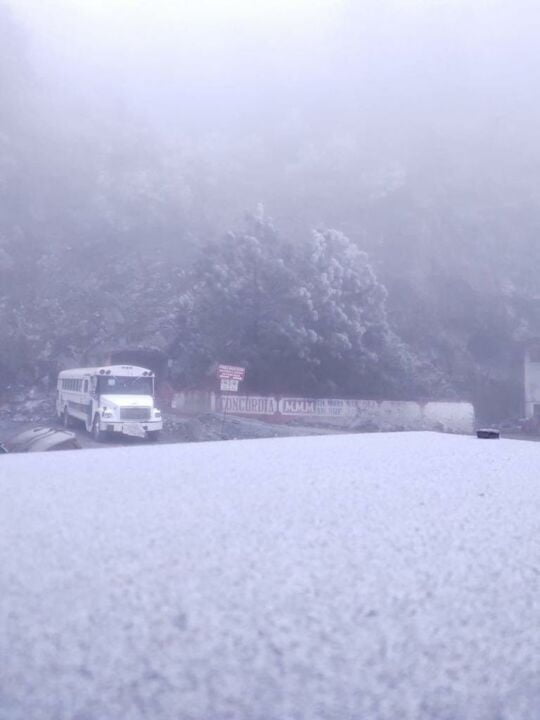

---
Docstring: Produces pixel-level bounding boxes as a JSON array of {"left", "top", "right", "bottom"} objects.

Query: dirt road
[{"left": 0, "top": 409, "right": 345, "bottom": 452}]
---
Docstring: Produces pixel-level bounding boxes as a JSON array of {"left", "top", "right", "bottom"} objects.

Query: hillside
[{"left": 2, "top": 2, "right": 540, "bottom": 420}]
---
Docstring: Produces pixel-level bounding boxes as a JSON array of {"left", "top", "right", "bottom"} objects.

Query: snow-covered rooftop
[{"left": 1, "top": 432, "right": 539, "bottom": 720}]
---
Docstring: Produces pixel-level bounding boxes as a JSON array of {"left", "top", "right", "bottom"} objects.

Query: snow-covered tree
[{"left": 170, "top": 217, "right": 414, "bottom": 396}]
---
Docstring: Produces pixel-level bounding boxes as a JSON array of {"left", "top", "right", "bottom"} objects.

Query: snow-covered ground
[{"left": 0, "top": 432, "right": 539, "bottom": 720}]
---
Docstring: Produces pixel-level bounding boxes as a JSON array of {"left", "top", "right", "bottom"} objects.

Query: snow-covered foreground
[{"left": 0, "top": 432, "right": 539, "bottom": 720}]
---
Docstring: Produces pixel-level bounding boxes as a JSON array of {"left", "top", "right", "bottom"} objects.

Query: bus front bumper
[{"left": 101, "top": 420, "right": 163, "bottom": 437}]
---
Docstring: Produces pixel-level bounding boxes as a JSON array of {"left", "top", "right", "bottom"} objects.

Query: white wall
[
  {"left": 172, "top": 392, "right": 475, "bottom": 434},
  {"left": 524, "top": 352, "right": 540, "bottom": 419},
  {"left": 171, "top": 391, "right": 216, "bottom": 414}
]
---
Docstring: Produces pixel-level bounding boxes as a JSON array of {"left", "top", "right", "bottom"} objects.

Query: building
[{"left": 524, "top": 339, "right": 540, "bottom": 421}]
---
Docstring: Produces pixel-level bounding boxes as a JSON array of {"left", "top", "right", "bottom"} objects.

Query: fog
[
  {"left": 18, "top": 1, "right": 540, "bottom": 130},
  {"left": 2, "top": 0, "right": 540, "bottom": 422},
  {"left": 17, "top": 0, "right": 341, "bottom": 127}
]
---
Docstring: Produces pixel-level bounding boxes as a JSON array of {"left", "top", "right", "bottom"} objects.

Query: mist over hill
[{"left": 2, "top": 0, "right": 539, "bottom": 421}]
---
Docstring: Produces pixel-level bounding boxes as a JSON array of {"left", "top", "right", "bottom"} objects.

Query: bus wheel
[
  {"left": 63, "top": 407, "right": 73, "bottom": 428},
  {"left": 92, "top": 415, "right": 107, "bottom": 443},
  {"left": 147, "top": 430, "right": 160, "bottom": 442}
]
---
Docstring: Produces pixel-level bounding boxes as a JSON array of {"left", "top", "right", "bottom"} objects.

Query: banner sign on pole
[{"left": 217, "top": 364, "right": 245, "bottom": 382}]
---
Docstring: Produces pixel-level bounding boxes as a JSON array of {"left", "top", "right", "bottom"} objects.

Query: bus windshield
[{"left": 97, "top": 375, "right": 153, "bottom": 396}]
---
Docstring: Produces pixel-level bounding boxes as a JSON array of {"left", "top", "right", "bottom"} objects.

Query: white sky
[
  {"left": 11, "top": 0, "right": 538, "bottom": 135},
  {"left": 15, "top": 0, "right": 345, "bottom": 41},
  {"left": 56, "top": 0, "right": 340, "bottom": 23},
  {"left": 13, "top": 0, "right": 347, "bottom": 78}
]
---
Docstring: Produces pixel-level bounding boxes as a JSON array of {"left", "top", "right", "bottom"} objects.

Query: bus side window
[{"left": 83, "top": 380, "right": 88, "bottom": 393}]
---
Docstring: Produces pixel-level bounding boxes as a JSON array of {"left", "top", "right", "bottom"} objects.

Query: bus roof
[{"left": 58, "top": 365, "right": 153, "bottom": 378}]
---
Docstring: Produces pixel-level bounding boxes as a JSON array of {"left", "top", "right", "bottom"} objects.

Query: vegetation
[{"left": 1, "top": 2, "right": 539, "bottom": 421}]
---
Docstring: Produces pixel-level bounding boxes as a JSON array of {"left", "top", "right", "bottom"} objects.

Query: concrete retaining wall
[{"left": 172, "top": 391, "right": 475, "bottom": 434}]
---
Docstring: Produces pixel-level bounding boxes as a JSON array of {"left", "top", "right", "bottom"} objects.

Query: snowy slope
[{"left": 0, "top": 432, "right": 539, "bottom": 720}]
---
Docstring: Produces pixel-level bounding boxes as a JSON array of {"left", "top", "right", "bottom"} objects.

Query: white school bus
[{"left": 56, "top": 365, "right": 163, "bottom": 442}]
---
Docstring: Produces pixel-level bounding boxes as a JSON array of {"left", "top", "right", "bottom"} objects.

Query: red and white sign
[
  {"left": 217, "top": 364, "right": 245, "bottom": 381},
  {"left": 218, "top": 395, "right": 277, "bottom": 415}
]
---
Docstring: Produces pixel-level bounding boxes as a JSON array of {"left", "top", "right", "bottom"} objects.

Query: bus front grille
[{"left": 120, "top": 407, "right": 151, "bottom": 421}]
